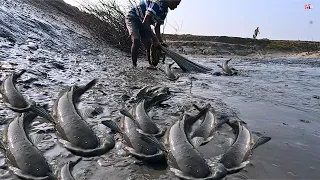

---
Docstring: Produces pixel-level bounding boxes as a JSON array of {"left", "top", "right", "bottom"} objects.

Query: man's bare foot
[{"left": 147, "top": 64, "right": 157, "bottom": 70}]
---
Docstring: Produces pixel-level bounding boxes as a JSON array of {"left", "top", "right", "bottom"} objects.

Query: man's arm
[{"left": 142, "top": 15, "right": 160, "bottom": 46}]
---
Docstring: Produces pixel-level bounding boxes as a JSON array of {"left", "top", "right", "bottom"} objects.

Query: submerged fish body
[
  {"left": 163, "top": 63, "right": 179, "bottom": 81},
  {"left": 190, "top": 108, "right": 217, "bottom": 145},
  {"left": 218, "top": 59, "right": 236, "bottom": 75},
  {"left": 119, "top": 109, "right": 165, "bottom": 162},
  {"left": 2, "top": 112, "right": 56, "bottom": 180},
  {"left": 0, "top": 70, "right": 54, "bottom": 122},
  {"left": 220, "top": 121, "right": 271, "bottom": 173},
  {"left": 59, "top": 158, "right": 82, "bottom": 180},
  {"left": 165, "top": 112, "right": 227, "bottom": 179},
  {"left": 0, "top": 70, "right": 29, "bottom": 109},
  {"left": 53, "top": 79, "right": 115, "bottom": 157},
  {"left": 189, "top": 104, "right": 229, "bottom": 147},
  {"left": 132, "top": 99, "right": 166, "bottom": 137}
]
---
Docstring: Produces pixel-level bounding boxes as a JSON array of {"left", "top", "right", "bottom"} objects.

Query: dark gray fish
[
  {"left": 131, "top": 99, "right": 166, "bottom": 138},
  {"left": 160, "top": 62, "right": 179, "bottom": 81},
  {"left": 217, "top": 58, "right": 237, "bottom": 75},
  {"left": 59, "top": 158, "right": 82, "bottom": 180},
  {"left": 118, "top": 109, "right": 165, "bottom": 163},
  {"left": 101, "top": 120, "right": 123, "bottom": 134},
  {"left": 0, "top": 70, "right": 54, "bottom": 122},
  {"left": 189, "top": 104, "right": 229, "bottom": 147},
  {"left": 53, "top": 79, "right": 115, "bottom": 157},
  {"left": 1, "top": 112, "right": 56, "bottom": 180},
  {"left": 220, "top": 120, "right": 271, "bottom": 173},
  {"left": 164, "top": 111, "right": 227, "bottom": 179}
]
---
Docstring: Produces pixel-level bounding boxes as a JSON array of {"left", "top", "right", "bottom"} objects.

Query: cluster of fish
[
  {"left": 104, "top": 99, "right": 272, "bottom": 180},
  {"left": 0, "top": 70, "right": 123, "bottom": 179},
  {"left": 159, "top": 58, "right": 238, "bottom": 82},
  {"left": 0, "top": 69, "right": 271, "bottom": 180}
]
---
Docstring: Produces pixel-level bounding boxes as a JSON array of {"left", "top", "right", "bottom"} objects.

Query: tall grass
[
  {"left": 76, "top": 0, "right": 135, "bottom": 52},
  {"left": 75, "top": 0, "right": 157, "bottom": 55},
  {"left": 29, "top": 0, "right": 140, "bottom": 53}
]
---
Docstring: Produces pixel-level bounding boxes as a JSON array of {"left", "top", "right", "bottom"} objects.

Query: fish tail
[
  {"left": 101, "top": 120, "right": 123, "bottom": 134},
  {"left": 13, "top": 69, "right": 27, "bottom": 81},
  {"left": 138, "top": 131, "right": 167, "bottom": 153},
  {"left": 74, "top": 79, "right": 97, "bottom": 97},
  {"left": 30, "top": 104, "right": 55, "bottom": 124},
  {"left": 119, "top": 109, "right": 135, "bottom": 120},
  {"left": 252, "top": 136, "right": 271, "bottom": 150}
]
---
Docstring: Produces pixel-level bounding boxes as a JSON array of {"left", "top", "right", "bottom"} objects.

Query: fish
[
  {"left": 160, "top": 62, "right": 179, "bottom": 81},
  {"left": 116, "top": 109, "right": 165, "bottom": 163},
  {"left": 189, "top": 104, "right": 229, "bottom": 147},
  {"left": 164, "top": 109, "right": 227, "bottom": 180},
  {"left": 217, "top": 58, "right": 237, "bottom": 75},
  {"left": 219, "top": 120, "right": 271, "bottom": 173},
  {"left": 0, "top": 69, "right": 54, "bottom": 122},
  {"left": 59, "top": 158, "right": 82, "bottom": 180},
  {"left": 0, "top": 112, "right": 56, "bottom": 180},
  {"left": 131, "top": 99, "right": 166, "bottom": 138},
  {"left": 133, "top": 86, "right": 172, "bottom": 109},
  {"left": 52, "top": 79, "right": 115, "bottom": 157}
]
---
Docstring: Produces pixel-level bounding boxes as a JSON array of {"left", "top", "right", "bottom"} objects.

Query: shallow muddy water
[{"left": 1, "top": 0, "right": 320, "bottom": 179}]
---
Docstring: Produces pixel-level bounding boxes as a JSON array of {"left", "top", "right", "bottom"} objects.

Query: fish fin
[
  {"left": 9, "top": 166, "right": 50, "bottom": 180},
  {"left": 29, "top": 104, "right": 55, "bottom": 124},
  {"left": 239, "top": 120, "right": 247, "bottom": 125},
  {"left": 192, "top": 104, "right": 202, "bottom": 111},
  {"left": 30, "top": 134, "right": 46, "bottom": 146},
  {"left": 217, "top": 118, "right": 229, "bottom": 127},
  {"left": 191, "top": 137, "right": 205, "bottom": 148},
  {"left": 252, "top": 136, "right": 271, "bottom": 150},
  {"left": 192, "top": 103, "right": 212, "bottom": 112},
  {"left": 119, "top": 109, "right": 135, "bottom": 120},
  {"left": 135, "top": 128, "right": 150, "bottom": 136},
  {"left": 158, "top": 68, "right": 165, "bottom": 73},
  {"left": 225, "top": 161, "right": 250, "bottom": 174},
  {"left": 137, "top": 131, "right": 167, "bottom": 153},
  {"left": 80, "top": 105, "right": 104, "bottom": 119},
  {"left": 0, "top": 141, "right": 5, "bottom": 151},
  {"left": 69, "top": 157, "right": 82, "bottom": 167},
  {"left": 169, "top": 62, "right": 175, "bottom": 68},
  {"left": 73, "top": 79, "right": 97, "bottom": 98},
  {"left": 12, "top": 69, "right": 27, "bottom": 81},
  {"left": 101, "top": 120, "right": 123, "bottom": 134}
]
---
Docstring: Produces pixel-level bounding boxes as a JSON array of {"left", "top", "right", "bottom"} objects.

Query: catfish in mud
[
  {"left": 131, "top": 99, "right": 166, "bottom": 138},
  {"left": 0, "top": 112, "right": 56, "bottom": 180},
  {"left": 0, "top": 69, "right": 54, "bottom": 122},
  {"left": 189, "top": 104, "right": 229, "bottom": 147},
  {"left": 217, "top": 58, "right": 238, "bottom": 75},
  {"left": 220, "top": 120, "right": 271, "bottom": 173},
  {"left": 53, "top": 79, "right": 115, "bottom": 157},
  {"left": 106, "top": 109, "right": 166, "bottom": 163},
  {"left": 164, "top": 109, "right": 227, "bottom": 180}
]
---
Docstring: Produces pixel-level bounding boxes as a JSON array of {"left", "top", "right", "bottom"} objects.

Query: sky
[{"left": 64, "top": 0, "right": 320, "bottom": 41}]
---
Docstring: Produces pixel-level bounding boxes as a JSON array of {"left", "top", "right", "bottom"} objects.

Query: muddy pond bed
[{"left": 1, "top": 0, "right": 320, "bottom": 179}]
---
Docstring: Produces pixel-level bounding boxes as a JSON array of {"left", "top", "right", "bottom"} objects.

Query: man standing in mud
[{"left": 125, "top": 0, "right": 181, "bottom": 69}]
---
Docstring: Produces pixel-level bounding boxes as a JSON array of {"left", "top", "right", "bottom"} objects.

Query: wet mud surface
[{"left": 1, "top": 0, "right": 320, "bottom": 179}]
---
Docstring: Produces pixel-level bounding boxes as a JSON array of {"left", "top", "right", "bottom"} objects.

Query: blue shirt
[{"left": 128, "top": 0, "right": 168, "bottom": 25}]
